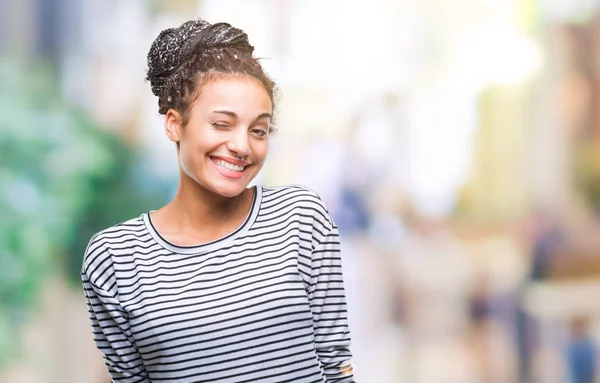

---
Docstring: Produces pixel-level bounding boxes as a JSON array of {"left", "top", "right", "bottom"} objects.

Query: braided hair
[{"left": 146, "top": 19, "right": 277, "bottom": 126}]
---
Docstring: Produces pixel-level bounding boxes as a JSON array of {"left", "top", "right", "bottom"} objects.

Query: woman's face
[{"left": 167, "top": 76, "right": 272, "bottom": 198}]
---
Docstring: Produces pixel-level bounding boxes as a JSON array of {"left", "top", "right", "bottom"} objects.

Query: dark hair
[{"left": 146, "top": 19, "right": 277, "bottom": 127}]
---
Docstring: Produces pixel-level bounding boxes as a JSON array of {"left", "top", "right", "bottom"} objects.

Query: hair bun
[
  {"left": 146, "top": 19, "right": 210, "bottom": 96},
  {"left": 146, "top": 19, "right": 254, "bottom": 96},
  {"left": 181, "top": 22, "right": 254, "bottom": 60}
]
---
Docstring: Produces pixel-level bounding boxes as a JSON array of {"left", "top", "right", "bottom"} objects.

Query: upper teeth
[{"left": 214, "top": 159, "right": 245, "bottom": 172}]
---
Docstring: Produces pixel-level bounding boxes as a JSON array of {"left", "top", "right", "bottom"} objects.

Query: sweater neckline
[{"left": 143, "top": 186, "right": 262, "bottom": 254}]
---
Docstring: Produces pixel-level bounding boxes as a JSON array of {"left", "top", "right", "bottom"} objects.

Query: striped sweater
[{"left": 82, "top": 185, "right": 354, "bottom": 382}]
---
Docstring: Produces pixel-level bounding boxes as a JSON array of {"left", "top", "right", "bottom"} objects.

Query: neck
[{"left": 167, "top": 175, "right": 251, "bottom": 230}]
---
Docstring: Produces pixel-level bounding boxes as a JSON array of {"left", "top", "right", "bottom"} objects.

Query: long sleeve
[
  {"left": 309, "top": 225, "right": 355, "bottom": 382},
  {"left": 82, "top": 240, "right": 150, "bottom": 383}
]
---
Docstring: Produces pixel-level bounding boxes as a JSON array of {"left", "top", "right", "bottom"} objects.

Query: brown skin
[{"left": 150, "top": 75, "right": 272, "bottom": 245}]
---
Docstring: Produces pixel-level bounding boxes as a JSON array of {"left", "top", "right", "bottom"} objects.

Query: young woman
[{"left": 81, "top": 18, "right": 354, "bottom": 382}]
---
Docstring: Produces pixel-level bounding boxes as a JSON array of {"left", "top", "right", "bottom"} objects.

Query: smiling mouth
[{"left": 210, "top": 157, "right": 247, "bottom": 172}]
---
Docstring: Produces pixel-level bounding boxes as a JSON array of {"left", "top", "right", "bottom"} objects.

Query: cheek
[
  {"left": 178, "top": 139, "right": 207, "bottom": 175},
  {"left": 181, "top": 130, "right": 211, "bottom": 158},
  {"left": 253, "top": 140, "right": 269, "bottom": 161}
]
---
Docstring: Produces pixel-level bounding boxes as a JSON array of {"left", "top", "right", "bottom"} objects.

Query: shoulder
[
  {"left": 261, "top": 184, "right": 329, "bottom": 211},
  {"left": 260, "top": 184, "right": 334, "bottom": 230},
  {"left": 82, "top": 215, "right": 146, "bottom": 277}
]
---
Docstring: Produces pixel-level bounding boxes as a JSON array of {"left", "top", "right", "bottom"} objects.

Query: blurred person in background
[
  {"left": 566, "top": 317, "right": 596, "bottom": 383},
  {"left": 81, "top": 18, "right": 354, "bottom": 383}
]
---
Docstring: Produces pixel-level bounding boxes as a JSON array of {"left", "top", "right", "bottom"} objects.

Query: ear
[{"left": 165, "top": 109, "right": 183, "bottom": 143}]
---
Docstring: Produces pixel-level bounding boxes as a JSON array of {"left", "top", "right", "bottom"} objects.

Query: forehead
[{"left": 194, "top": 75, "right": 272, "bottom": 114}]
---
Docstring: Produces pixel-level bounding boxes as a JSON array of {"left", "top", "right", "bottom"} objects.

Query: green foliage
[{"left": 0, "top": 58, "right": 169, "bottom": 366}]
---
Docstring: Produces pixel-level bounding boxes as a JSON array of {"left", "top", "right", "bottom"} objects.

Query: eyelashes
[
  {"left": 210, "top": 122, "right": 229, "bottom": 129},
  {"left": 209, "top": 122, "right": 269, "bottom": 139},
  {"left": 251, "top": 129, "right": 268, "bottom": 138}
]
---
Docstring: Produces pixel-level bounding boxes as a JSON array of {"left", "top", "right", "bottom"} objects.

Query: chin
[
  {"left": 209, "top": 181, "right": 250, "bottom": 198},
  {"left": 214, "top": 188, "right": 246, "bottom": 198}
]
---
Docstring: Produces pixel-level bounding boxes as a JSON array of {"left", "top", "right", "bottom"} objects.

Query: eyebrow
[{"left": 212, "top": 110, "right": 272, "bottom": 121}]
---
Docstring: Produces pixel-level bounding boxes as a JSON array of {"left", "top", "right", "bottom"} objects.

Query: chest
[{"left": 120, "top": 247, "right": 313, "bottom": 355}]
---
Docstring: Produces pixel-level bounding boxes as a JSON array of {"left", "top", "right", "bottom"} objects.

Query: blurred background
[{"left": 2, "top": 0, "right": 600, "bottom": 382}]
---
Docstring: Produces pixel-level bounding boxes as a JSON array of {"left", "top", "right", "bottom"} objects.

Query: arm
[
  {"left": 82, "top": 244, "right": 150, "bottom": 382},
  {"left": 309, "top": 225, "right": 355, "bottom": 382}
]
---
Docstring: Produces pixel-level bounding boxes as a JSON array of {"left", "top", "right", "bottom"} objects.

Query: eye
[
  {"left": 250, "top": 128, "right": 268, "bottom": 139},
  {"left": 210, "top": 122, "right": 230, "bottom": 129}
]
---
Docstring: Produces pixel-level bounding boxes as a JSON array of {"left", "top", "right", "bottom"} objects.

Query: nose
[{"left": 226, "top": 129, "right": 250, "bottom": 158}]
